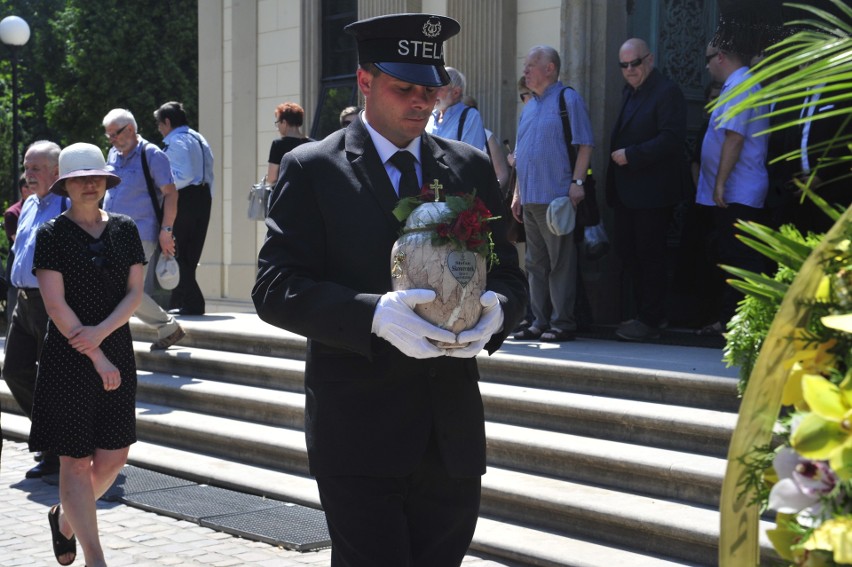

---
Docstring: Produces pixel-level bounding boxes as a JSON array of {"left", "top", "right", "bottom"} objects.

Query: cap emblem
[{"left": 422, "top": 18, "right": 442, "bottom": 39}]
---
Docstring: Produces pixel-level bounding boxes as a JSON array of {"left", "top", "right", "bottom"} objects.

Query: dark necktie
[{"left": 389, "top": 151, "right": 420, "bottom": 198}]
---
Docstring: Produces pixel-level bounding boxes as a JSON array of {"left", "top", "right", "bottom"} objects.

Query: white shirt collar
[{"left": 362, "top": 114, "right": 422, "bottom": 165}]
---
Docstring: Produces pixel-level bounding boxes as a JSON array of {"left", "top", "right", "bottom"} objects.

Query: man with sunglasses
[
  {"left": 102, "top": 109, "right": 185, "bottom": 350},
  {"left": 608, "top": 38, "right": 686, "bottom": 342},
  {"left": 695, "top": 42, "right": 770, "bottom": 336}
]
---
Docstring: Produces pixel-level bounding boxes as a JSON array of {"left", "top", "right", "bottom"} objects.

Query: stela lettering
[{"left": 397, "top": 40, "right": 442, "bottom": 60}]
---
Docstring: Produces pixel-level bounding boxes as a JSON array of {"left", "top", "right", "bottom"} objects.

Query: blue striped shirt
[
  {"left": 515, "top": 81, "right": 595, "bottom": 205},
  {"left": 104, "top": 137, "right": 174, "bottom": 242},
  {"left": 11, "top": 192, "right": 67, "bottom": 288},
  {"left": 427, "top": 102, "right": 487, "bottom": 151},
  {"left": 697, "top": 67, "right": 769, "bottom": 208},
  {"left": 163, "top": 125, "right": 215, "bottom": 196}
]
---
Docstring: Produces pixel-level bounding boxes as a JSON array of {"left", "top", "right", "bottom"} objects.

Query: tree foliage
[{"left": 0, "top": 0, "right": 198, "bottom": 205}]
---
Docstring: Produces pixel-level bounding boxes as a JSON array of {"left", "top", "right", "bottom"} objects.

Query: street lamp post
[{"left": 0, "top": 16, "right": 31, "bottom": 202}]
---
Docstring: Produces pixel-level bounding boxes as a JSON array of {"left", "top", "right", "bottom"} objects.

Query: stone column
[
  {"left": 226, "top": 0, "right": 259, "bottom": 299},
  {"left": 301, "top": 1, "right": 321, "bottom": 126},
  {"left": 197, "top": 1, "right": 224, "bottom": 301}
]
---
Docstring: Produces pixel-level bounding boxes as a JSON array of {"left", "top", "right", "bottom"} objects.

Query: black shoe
[
  {"left": 34, "top": 451, "right": 44, "bottom": 462},
  {"left": 26, "top": 454, "right": 60, "bottom": 478}
]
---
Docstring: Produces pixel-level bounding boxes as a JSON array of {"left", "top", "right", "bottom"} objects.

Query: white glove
[
  {"left": 446, "top": 291, "right": 504, "bottom": 358},
  {"left": 371, "top": 289, "right": 456, "bottom": 359}
]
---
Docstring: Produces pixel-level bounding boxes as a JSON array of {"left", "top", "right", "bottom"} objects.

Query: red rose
[
  {"left": 452, "top": 210, "right": 479, "bottom": 242},
  {"left": 436, "top": 223, "right": 450, "bottom": 238},
  {"left": 473, "top": 199, "right": 491, "bottom": 218}
]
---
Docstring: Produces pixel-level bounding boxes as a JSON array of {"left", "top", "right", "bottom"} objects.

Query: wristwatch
[
  {"left": 572, "top": 179, "right": 584, "bottom": 186},
  {"left": 161, "top": 226, "right": 173, "bottom": 233}
]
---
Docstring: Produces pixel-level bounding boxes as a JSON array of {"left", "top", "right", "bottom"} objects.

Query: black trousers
[
  {"left": 708, "top": 203, "right": 768, "bottom": 324},
  {"left": 3, "top": 288, "right": 49, "bottom": 418},
  {"left": 614, "top": 205, "right": 672, "bottom": 327},
  {"left": 315, "top": 434, "right": 481, "bottom": 567},
  {"left": 170, "top": 184, "right": 212, "bottom": 314}
]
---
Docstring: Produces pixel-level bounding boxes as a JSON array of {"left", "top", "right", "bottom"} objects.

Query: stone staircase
[{"left": 1, "top": 313, "right": 782, "bottom": 566}]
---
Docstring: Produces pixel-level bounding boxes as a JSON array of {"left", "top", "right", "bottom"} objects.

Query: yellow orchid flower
[
  {"left": 791, "top": 375, "right": 852, "bottom": 466},
  {"left": 782, "top": 338, "right": 839, "bottom": 409},
  {"left": 803, "top": 516, "right": 852, "bottom": 564}
]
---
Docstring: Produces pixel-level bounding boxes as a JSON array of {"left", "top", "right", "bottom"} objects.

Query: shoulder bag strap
[
  {"left": 457, "top": 105, "right": 472, "bottom": 141},
  {"left": 139, "top": 141, "right": 164, "bottom": 225},
  {"left": 558, "top": 87, "right": 580, "bottom": 173}
]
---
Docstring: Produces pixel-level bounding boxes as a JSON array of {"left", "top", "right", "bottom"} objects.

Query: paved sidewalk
[{"left": 0, "top": 441, "right": 505, "bottom": 567}]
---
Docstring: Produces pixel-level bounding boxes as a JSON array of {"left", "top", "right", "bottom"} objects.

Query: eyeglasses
[
  {"left": 519, "top": 92, "right": 532, "bottom": 102},
  {"left": 274, "top": 119, "right": 284, "bottom": 126},
  {"left": 619, "top": 53, "right": 650, "bottom": 69},
  {"left": 105, "top": 124, "right": 129, "bottom": 140},
  {"left": 342, "top": 119, "right": 355, "bottom": 127},
  {"left": 705, "top": 51, "right": 720, "bottom": 63}
]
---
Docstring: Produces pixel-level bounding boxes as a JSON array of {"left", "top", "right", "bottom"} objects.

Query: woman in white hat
[{"left": 29, "top": 143, "right": 146, "bottom": 567}]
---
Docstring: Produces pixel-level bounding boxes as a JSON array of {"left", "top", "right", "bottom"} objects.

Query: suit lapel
[
  {"left": 346, "top": 123, "right": 406, "bottom": 230},
  {"left": 420, "top": 135, "right": 459, "bottom": 196}
]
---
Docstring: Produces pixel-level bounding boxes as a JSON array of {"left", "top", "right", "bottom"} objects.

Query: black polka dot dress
[{"left": 28, "top": 213, "right": 146, "bottom": 458}]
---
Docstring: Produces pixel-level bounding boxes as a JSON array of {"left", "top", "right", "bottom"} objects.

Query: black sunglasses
[
  {"left": 105, "top": 124, "right": 129, "bottom": 140},
  {"left": 705, "top": 51, "right": 720, "bottom": 63},
  {"left": 520, "top": 92, "right": 532, "bottom": 102},
  {"left": 619, "top": 53, "right": 650, "bottom": 69}
]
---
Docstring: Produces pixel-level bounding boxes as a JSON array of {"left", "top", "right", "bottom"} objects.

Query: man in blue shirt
[
  {"left": 696, "top": 44, "right": 769, "bottom": 335},
  {"left": 103, "top": 109, "right": 185, "bottom": 350},
  {"left": 426, "top": 66, "right": 487, "bottom": 151},
  {"left": 155, "top": 101, "right": 215, "bottom": 316},
  {"left": 3, "top": 141, "right": 64, "bottom": 478},
  {"left": 511, "top": 45, "right": 594, "bottom": 342}
]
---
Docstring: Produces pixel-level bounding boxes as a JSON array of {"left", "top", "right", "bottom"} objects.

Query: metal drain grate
[
  {"left": 121, "top": 483, "right": 282, "bottom": 522},
  {"left": 202, "top": 504, "right": 331, "bottom": 551},
  {"left": 101, "top": 465, "right": 196, "bottom": 501}
]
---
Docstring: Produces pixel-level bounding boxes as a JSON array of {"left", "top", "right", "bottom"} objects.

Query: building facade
[{"left": 197, "top": 0, "right": 721, "bottom": 322}]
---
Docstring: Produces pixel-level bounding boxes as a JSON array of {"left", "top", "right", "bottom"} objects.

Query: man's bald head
[{"left": 619, "top": 38, "right": 655, "bottom": 90}]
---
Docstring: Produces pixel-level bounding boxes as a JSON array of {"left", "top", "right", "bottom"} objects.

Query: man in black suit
[
  {"left": 608, "top": 38, "right": 686, "bottom": 342},
  {"left": 252, "top": 13, "right": 526, "bottom": 567}
]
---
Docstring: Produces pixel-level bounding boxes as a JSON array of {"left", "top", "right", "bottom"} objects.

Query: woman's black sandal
[{"left": 48, "top": 504, "right": 76, "bottom": 566}]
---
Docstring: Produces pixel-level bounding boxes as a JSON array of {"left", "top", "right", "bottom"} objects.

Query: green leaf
[
  {"left": 720, "top": 265, "right": 790, "bottom": 295},
  {"left": 726, "top": 279, "right": 784, "bottom": 302}
]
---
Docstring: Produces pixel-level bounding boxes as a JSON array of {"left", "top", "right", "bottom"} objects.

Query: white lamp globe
[{"left": 0, "top": 16, "right": 31, "bottom": 47}]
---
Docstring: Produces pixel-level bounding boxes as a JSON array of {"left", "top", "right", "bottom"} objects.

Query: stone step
[
  {"left": 128, "top": 372, "right": 726, "bottom": 507},
  {"left": 481, "top": 382, "right": 735, "bottom": 457},
  {"left": 135, "top": 370, "right": 306, "bottom": 430},
  {"left": 133, "top": 360, "right": 734, "bottom": 459},
  {"left": 484, "top": 422, "right": 725, "bottom": 507},
  {"left": 480, "top": 467, "right": 779, "bottom": 566},
  {"left": 134, "top": 342, "right": 306, "bottom": 393},
  {"left": 132, "top": 401, "right": 310, "bottom": 474},
  {"left": 130, "top": 318, "right": 740, "bottom": 411}
]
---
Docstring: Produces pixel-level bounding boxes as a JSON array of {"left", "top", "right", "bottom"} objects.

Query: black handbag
[{"left": 558, "top": 87, "right": 600, "bottom": 229}]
